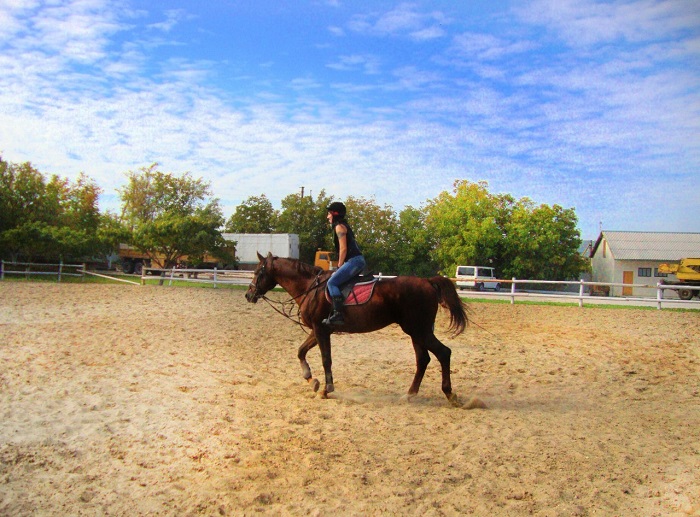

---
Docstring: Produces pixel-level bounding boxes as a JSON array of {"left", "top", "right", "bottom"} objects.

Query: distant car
[{"left": 455, "top": 266, "right": 501, "bottom": 291}]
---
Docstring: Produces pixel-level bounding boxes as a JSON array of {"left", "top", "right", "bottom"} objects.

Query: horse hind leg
[
  {"left": 425, "top": 334, "right": 460, "bottom": 405},
  {"left": 298, "top": 334, "right": 320, "bottom": 392},
  {"left": 406, "top": 337, "right": 431, "bottom": 397}
]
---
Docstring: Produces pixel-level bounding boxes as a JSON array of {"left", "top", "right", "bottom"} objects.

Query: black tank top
[{"left": 333, "top": 220, "right": 362, "bottom": 260}]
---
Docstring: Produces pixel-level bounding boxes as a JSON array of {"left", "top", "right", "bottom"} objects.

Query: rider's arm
[{"left": 336, "top": 224, "right": 348, "bottom": 267}]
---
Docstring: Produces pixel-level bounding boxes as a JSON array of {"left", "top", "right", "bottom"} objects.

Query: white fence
[
  {"left": 459, "top": 278, "right": 699, "bottom": 310},
  {"left": 3, "top": 262, "right": 697, "bottom": 310},
  {"left": 1, "top": 260, "right": 86, "bottom": 282},
  {"left": 141, "top": 267, "right": 253, "bottom": 287},
  {"left": 139, "top": 268, "right": 697, "bottom": 310}
]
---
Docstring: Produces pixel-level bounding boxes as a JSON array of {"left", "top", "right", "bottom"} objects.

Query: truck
[
  {"left": 314, "top": 250, "right": 337, "bottom": 271},
  {"left": 454, "top": 265, "right": 501, "bottom": 291},
  {"left": 658, "top": 258, "right": 700, "bottom": 300},
  {"left": 221, "top": 233, "right": 300, "bottom": 270},
  {"left": 118, "top": 244, "right": 235, "bottom": 275}
]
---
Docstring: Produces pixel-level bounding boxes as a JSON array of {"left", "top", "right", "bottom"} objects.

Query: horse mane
[{"left": 278, "top": 256, "right": 325, "bottom": 277}]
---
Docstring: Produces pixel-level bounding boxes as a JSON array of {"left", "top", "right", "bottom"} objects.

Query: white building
[{"left": 590, "top": 231, "right": 700, "bottom": 298}]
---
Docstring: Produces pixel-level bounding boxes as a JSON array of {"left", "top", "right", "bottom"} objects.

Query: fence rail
[
  {"left": 141, "top": 267, "right": 253, "bottom": 287},
  {"left": 455, "top": 277, "right": 699, "bottom": 310},
  {"left": 1, "top": 260, "right": 86, "bottom": 282}
]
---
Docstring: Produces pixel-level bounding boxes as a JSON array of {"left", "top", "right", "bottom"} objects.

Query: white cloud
[
  {"left": 515, "top": 0, "right": 700, "bottom": 47},
  {"left": 326, "top": 54, "right": 381, "bottom": 74},
  {"left": 348, "top": 2, "right": 449, "bottom": 40},
  {"left": 147, "top": 8, "right": 187, "bottom": 33},
  {"left": 328, "top": 25, "right": 344, "bottom": 37}
]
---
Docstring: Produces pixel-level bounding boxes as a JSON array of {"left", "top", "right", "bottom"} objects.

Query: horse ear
[
  {"left": 257, "top": 252, "right": 264, "bottom": 261},
  {"left": 267, "top": 252, "right": 273, "bottom": 259}
]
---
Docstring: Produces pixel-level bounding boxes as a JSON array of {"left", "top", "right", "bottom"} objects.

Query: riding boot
[{"left": 323, "top": 296, "right": 345, "bottom": 325}]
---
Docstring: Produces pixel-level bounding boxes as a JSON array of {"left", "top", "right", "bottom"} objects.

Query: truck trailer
[{"left": 222, "top": 233, "right": 300, "bottom": 270}]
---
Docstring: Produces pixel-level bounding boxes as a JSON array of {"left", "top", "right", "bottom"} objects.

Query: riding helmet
[{"left": 326, "top": 201, "right": 346, "bottom": 217}]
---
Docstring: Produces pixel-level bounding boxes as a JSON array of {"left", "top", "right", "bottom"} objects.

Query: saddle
[{"left": 326, "top": 274, "right": 378, "bottom": 306}]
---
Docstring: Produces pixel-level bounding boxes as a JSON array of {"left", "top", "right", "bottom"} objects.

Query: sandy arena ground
[{"left": 0, "top": 282, "right": 698, "bottom": 516}]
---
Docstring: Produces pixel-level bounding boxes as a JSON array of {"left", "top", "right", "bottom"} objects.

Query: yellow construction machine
[
  {"left": 314, "top": 250, "right": 337, "bottom": 271},
  {"left": 658, "top": 258, "right": 700, "bottom": 300}
]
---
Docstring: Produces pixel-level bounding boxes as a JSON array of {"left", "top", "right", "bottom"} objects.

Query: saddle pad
[{"left": 326, "top": 279, "right": 378, "bottom": 306}]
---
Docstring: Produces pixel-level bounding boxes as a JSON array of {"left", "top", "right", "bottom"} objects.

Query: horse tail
[{"left": 429, "top": 276, "right": 469, "bottom": 336}]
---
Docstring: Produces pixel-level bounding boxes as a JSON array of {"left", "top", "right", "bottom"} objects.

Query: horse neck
[{"left": 271, "top": 260, "right": 318, "bottom": 299}]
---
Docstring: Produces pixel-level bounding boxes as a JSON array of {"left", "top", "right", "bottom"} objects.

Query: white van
[{"left": 455, "top": 266, "right": 501, "bottom": 291}]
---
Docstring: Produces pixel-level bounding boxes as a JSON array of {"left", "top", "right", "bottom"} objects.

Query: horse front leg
[
  {"left": 313, "top": 326, "right": 334, "bottom": 398},
  {"left": 298, "top": 334, "right": 320, "bottom": 392}
]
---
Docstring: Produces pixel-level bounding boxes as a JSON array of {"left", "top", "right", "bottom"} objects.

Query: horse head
[{"left": 245, "top": 252, "right": 278, "bottom": 303}]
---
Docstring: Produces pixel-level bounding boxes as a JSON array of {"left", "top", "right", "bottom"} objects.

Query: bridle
[{"left": 249, "top": 260, "right": 328, "bottom": 332}]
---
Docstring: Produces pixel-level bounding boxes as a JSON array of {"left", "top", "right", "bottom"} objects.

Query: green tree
[
  {"left": 341, "top": 196, "right": 397, "bottom": 274},
  {"left": 225, "top": 194, "right": 278, "bottom": 233},
  {"left": 0, "top": 157, "right": 111, "bottom": 262},
  {"left": 118, "top": 164, "right": 226, "bottom": 268},
  {"left": 393, "top": 205, "right": 438, "bottom": 276},
  {"left": 503, "top": 200, "right": 586, "bottom": 280},
  {"left": 277, "top": 190, "right": 333, "bottom": 264},
  {"left": 425, "top": 180, "right": 512, "bottom": 275},
  {"left": 0, "top": 159, "right": 49, "bottom": 236},
  {"left": 425, "top": 179, "right": 587, "bottom": 280}
]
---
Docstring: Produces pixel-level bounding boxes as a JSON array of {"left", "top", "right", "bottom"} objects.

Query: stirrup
[{"left": 323, "top": 311, "right": 344, "bottom": 326}]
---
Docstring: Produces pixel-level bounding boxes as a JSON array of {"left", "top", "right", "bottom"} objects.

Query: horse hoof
[
  {"left": 311, "top": 379, "right": 320, "bottom": 392},
  {"left": 400, "top": 393, "right": 416, "bottom": 403}
]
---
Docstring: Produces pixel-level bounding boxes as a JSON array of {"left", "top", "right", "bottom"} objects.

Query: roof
[{"left": 591, "top": 231, "right": 700, "bottom": 261}]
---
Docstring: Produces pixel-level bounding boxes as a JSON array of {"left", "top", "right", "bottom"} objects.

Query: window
[
  {"left": 654, "top": 268, "right": 668, "bottom": 278},
  {"left": 638, "top": 267, "right": 652, "bottom": 277}
]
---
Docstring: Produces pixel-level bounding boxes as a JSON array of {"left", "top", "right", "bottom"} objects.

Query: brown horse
[{"left": 245, "top": 252, "right": 469, "bottom": 405}]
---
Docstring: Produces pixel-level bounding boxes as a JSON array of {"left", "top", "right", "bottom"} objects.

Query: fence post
[
  {"left": 511, "top": 277, "right": 516, "bottom": 305},
  {"left": 57, "top": 260, "right": 62, "bottom": 282},
  {"left": 81, "top": 263, "right": 87, "bottom": 281},
  {"left": 169, "top": 267, "right": 176, "bottom": 286},
  {"left": 578, "top": 279, "right": 584, "bottom": 308},
  {"left": 214, "top": 267, "right": 218, "bottom": 288},
  {"left": 656, "top": 282, "right": 663, "bottom": 310},
  {"left": 1, "top": 260, "right": 4, "bottom": 280}
]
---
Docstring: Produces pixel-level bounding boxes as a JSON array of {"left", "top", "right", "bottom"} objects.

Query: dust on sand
[{"left": 1, "top": 283, "right": 698, "bottom": 515}]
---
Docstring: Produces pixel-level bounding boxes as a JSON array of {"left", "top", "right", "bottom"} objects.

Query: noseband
[{"left": 249, "top": 263, "right": 269, "bottom": 299}]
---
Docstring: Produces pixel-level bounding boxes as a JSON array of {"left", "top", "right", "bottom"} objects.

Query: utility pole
[{"left": 300, "top": 186, "right": 305, "bottom": 199}]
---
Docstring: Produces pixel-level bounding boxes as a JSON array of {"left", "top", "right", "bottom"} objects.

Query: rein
[{"left": 257, "top": 272, "right": 327, "bottom": 333}]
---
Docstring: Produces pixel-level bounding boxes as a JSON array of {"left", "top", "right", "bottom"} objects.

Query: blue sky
[{"left": 1, "top": 0, "right": 698, "bottom": 239}]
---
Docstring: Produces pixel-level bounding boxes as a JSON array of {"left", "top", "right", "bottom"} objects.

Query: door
[{"left": 622, "top": 271, "right": 634, "bottom": 296}]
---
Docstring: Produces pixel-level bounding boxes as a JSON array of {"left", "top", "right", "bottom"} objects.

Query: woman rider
[{"left": 323, "top": 202, "right": 366, "bottom": 325}]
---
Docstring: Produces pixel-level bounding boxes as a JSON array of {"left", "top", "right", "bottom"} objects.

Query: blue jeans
[{"left": 327, "top": 255, "right": 366, "bottom": 298}]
